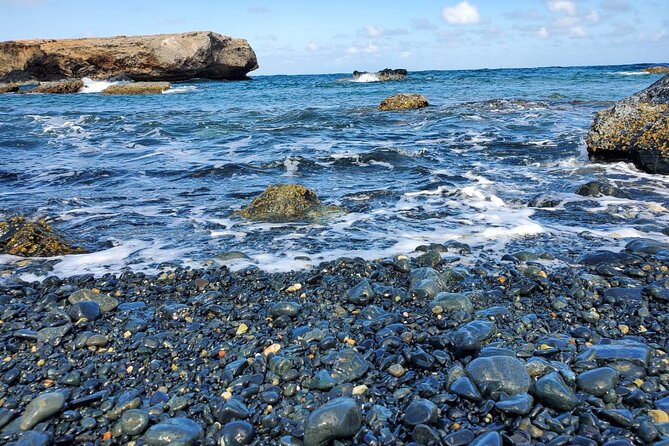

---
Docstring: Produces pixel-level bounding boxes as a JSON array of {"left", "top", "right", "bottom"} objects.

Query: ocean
[{"left": 1, "top": 64, "right": 668, "bottom": 279}]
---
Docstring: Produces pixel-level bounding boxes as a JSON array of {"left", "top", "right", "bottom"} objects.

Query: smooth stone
[
  {"left": 471, "top": 432, "right": 502, "bottom": 446},
  {"left": 142, "top": 417, "right": 203, "bottom": 446},
  {"left": 120, "top": 409, "right": 150, "bottom": 436},
  {"left": 303, "top": 398, "right": 362, "bottom": 446},
  {"left": 68, "top": 289, "right": 119, "bottom": 313},
  {"left": 412, "top": 424, "right": 442, "bottom": 445},
  {"left": 36, "top": 324, "right": 71, "bottom": 346},
  {"left": 67, "top": 301, "right": 102, "bottom": 321},
  {"left": 430, "top": 292, "right": 473, "bottom": 314},
  {"left": 220, "top": 420, "right": 254, "bottom": 446},
  {"left": 444, "top": 429, "right": 475, "bottom": 446},
  {"left": 404, "top": 399, "right": 438, "bottom": 426},
  {"left": 210, "top": 398, "right": 250, "bottom": 423},
  {"left": 19, "top": 392, "right": 66, "bottom": 430},
  {"left": 494, "top": 393, "right": 534, "bottom": 415},
  {"left": 450, "top": 376, "right": 482, "bottom": 402},
  {"left": 327, "top": 349, "right": 369, "bottom": 384},
  {"left": 347, "top": 279, "right": 374, "bottom": 305},
  {"left": 577, "top": 367, "right": 619, "bottom": 397},
  {"left": 16, "top": 430, "right": 53, "bottom": 446},
  {"left": 577, "top": 342, "right": 651, "bottom": 366},
  {"left": 450, "top": 320, "right": 495, "bottom": 356},
  {"left": 269, "top": 302, "right": 301, "bottom": 318},
  {"left": 534, "top": 372, "right": 579, "bottom": 411},
  {"left": 465, "top": 356, "right": 530, "bottom": 397}
]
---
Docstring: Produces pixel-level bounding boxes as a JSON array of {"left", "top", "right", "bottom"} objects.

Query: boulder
[
  {"left": 586, "top": 74, "right": 669, "bottom": 174},
  {"left": 379, "top": 93, "right": 429, "bottom": 111},
  {"left": 238, "top": 184, "right": 339, "bottom": 222},
  {"left": 0, "top": 216, "right": 85, "bottom": 257},
  {"left": 353, "top": 68, "right": 407, "bottom": 81},
  {"left": 102, "top": 82, "right": 171, "bottom": 95},
  {"left": 645, "top": 66, "right": 669, "bottom": 74},
  {"left": 0, "top": 31, "right": 258, "bottom": 83},
  {"left": 20, "top": 79, "right": 83, "bottom": 94}
]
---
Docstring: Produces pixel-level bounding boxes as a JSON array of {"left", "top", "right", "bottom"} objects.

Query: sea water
[{"left": 1, "top": 64, "right": 667, "bottom": 277}]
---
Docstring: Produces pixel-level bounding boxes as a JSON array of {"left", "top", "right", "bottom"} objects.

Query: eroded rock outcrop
[
  {"left": 102, "top": 82, "right": 171, "bottom": 95},
  {"left": 586, "top": 74, "right": 669, "bottom": 174},
  {"left": 0, "top": 31, "right": 258, "bottom": 83},
  {"left": 379, "top": 93, "right": 429, "bottom": 111},
  {"left": 353, "top": 68, "right": 407, "bottom": 82},
  {"left": 0, "top": 216, "right": 85, "bottom": 257},
  {"left": 238, "top": 184, "right": 340, "bottom": 222}
]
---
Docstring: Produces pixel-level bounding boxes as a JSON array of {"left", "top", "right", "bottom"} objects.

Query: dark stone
[
  {"left": 494, "top": 393, "right": 534, "bottom": 415},
  {"left": 404, "top": 399, "right": 438, "bottom": 426},
  {"left": 577, "top": 367, "right": 618, "bottom": 397},
  {"left": 67, "top": 301, "right": 102, "bottom": 321},
  {"left": 534, "top": 372, "right": 579, "bottom": 411},
  {"left": 576, "top": 181, "right": 629, "bottom": 198},
  {"left": 465, "top": 356, "right": 530, "bottom": 397},
  {"left": 303, "top": 398, "right": 362, "bottom": 446},
  {"left": 142, "top": 418, "right": 203, "bottom": 446},
  {"left": 347, "top": 279, "right": 375, "bottom": 305},
  {"left": 220, "top": 420, "right": 255, "bottom": 446}
]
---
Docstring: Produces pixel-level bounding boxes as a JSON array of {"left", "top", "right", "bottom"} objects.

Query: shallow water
[{"left": 1, "top": 64, "right": 667, "bottom": 277}]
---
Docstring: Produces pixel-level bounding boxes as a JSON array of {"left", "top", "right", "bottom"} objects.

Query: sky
[{"left": 0, "top": 0, "right": 667, "bottom": 75}]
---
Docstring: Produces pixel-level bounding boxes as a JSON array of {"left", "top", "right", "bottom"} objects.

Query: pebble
[
  {"left": 120, "top": 409, "right": 150, "bottom": 436},
  {"left": 15, "top": 430, "right": 52, "bottom": 446},
  {"left": 494, "top": 393, "right": 534, "bottom": 415},
  {"left": 303, "top": 398, "right": 362, "bottom": 446},
  {"left": 19, "top": 392, "right": 66, "bottom": 430},
  {"left": 576, "top": 367, "right": 618, "bottom": 396},
  {"left": 404, "top": 399, "right": 438, "bottom": 426},
  {"left": 430, "top": 292, "right": 473, "bottom": 314},
  {"left": 68, "top": 289, "right": 119, "bottom": 313},
  {"left": 465, "top": 356, "right": 530, "bottom": 397},
  {"left": 67, "top": 300, "right": 102, "bottom": 321},
  {"left": 220, "top": 420, "right": 255, "bottom": 446},
  {"left": 534, "top": 372, "right": 579, "bottom": 411},
  {"left": 142, "top": 417, "right": 203, "bottom": 446},
  {"left": 347, "top": 279, "right": 374, "bottom": 304}
]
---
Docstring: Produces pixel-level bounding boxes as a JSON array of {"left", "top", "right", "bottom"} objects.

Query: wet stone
[
  {"left": 15, "top": 430, "right": 53, "bottom": 446},
  {"left": 67, "top": 301, "right": 102, "bottom": 321},
  {"left": 577, "top": 367, "right": 619, "bottom": 397},
  {"left": 465, "top": 356, "right": 530, "bottom": 397},
  {"left": 430, "top": 292, "right": 473, "bottom": 314},
  {"left": 404, "top": 399, "right": 438, "bottom": 426},
  {"left": 220, "top": 420, "right": 255, "bottom": 446},
  {"left": 534, "top": 372, "right": 579, "bottom": 411},
  {"left": 269, "top": 301, "right": 301, "bottom": 318},
  {"left": 120, "top": 409, "right": 149, "bottom": 436},
  {"left": 36, "top": 324, "right": 71, "bottom": 346},
  {"left": 412, "top": 423, "right": 442, "bottom": 445},
  {"left": 327, "top": 349, "right": 370, "bottom": 384},
  {"left": 347, "top": 279, "right": 375, "bottom": 305},
  {"left": 68, "top": 289, "right": 119, "bottom": 313},
  {"left": 19, "top": 392, "right": 66, "bottom": 430},
  {"left": 577, "top": 342, "right": 651, "bottom": 366},
  {"left": 450, "top": 376, "right": 482, "bottom": 402},
  {"left": 142, "top": 417, "right": 203, "bottom": 446},
  {"left": 494, "top": 393, "right": 534, "bottom": 415},
  {"left": 450, "top": 320, "right": 495, "bottom": 356},
  {"left": 303, "top": 397, "right": 362, "bottom": 446},
  {"left": 471, "top": 432, "right": 502, "bottom": 446}
]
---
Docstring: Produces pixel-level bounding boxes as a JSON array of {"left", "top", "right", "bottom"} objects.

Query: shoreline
[{"left": 1, "top": 236, "right": 668, "bottom": 444}]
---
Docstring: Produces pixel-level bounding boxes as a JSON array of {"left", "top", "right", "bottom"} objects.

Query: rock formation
[
  {"left": 238, "top": 184, "right": 340, "bottom": 222},
  {"left": 0, "top": 216, "right": 85, "bottom": 257},
  {"left": 102, "top": 82, "right": 171, "bottom": 95},
  {"left": 379, "top": 93, "right": 429, "bottom": 111},
  {"left": 0, "top": 31, "right": 258, "bottom": 83},
  {"left": 645, "top": 66, "right": 669, "bottom": 74},
  {"left": 586, "top": 74, "right": 669, "bottom": 174},
  {"left": 353, "top": 68, "right": 407, "bottom": 81}
]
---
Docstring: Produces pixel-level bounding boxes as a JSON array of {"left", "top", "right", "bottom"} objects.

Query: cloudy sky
[{"left": 0, "top": 0, "right": 667, "bottom": 75}]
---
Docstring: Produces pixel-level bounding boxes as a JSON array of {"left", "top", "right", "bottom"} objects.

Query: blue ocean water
[{"left": 1, "top": 64, "right": 668, "bottom": 277}]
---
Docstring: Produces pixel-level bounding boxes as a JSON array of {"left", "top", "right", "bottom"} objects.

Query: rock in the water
[
  {"left": 645, "top": 66, "right": 669, "bottom": 74},
  {"left": 404, "top": 399, "right": 439, "bottom": 425},
  {"left": 220, "top": 420, "right": 254, "bottom": 446},
  {"left": 534, "top": 372, "right": 579, "bottom": 411},
  {"left": 19, "top": 392, "right": 66, "bottom": 430},
  {"left": 576, "top": 181, "right": 629, "bottom": 198},
  {"left": 0, "top": 32, "right": 258, "bottom": 82},
  {"left": 238, "top": 184, "right": 337, "bottom": 222},
  {"left": 585, "top": 74, "right": 669, "bottom": 174},
  {"left": 352, "top": 68, "right": 407, "bottom": 81},
  {"left": 0, "top": 216, "right": 85, "bottom": 257},
  {"left": 21, "top": 79, "right": 83, "bottom": 94},
  {"left": 379, "top": 93, "right": 429, "bottom": 111},
  {"left": 465, "top": 356, "right": 530, "bottom": 397},
  {"left": 303, "top": 397, "right": 362, "bottom": 446},
  {"left": 142, "top": 418, "right": 203, "bottom": 446},
  {"left": 102, "top": 82, "right": 171, "bottom": 95},
  {"left": 68, "top": 289, "right": 119, "bottom": 313}
]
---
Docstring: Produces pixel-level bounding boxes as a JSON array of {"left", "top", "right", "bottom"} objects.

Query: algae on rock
[
  {"left": 379, "top": 93, "right": 429, "bottom": 111},
  {"left": 0, "top": 216, "right": 85, "bottom": 257},
  {"left": 238, "top": 184, "right": 341, "bottom": 222},
  {"left": 102, "top": 82, "right": 171, "bottom": 95}
]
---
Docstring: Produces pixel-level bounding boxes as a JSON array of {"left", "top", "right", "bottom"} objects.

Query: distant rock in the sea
[
  {"left": 379, "top": 93, "right": 429, "bottom": 111},
  {"left": 645, "top": 66, "right": 669, "bottom": 74},
  {"left": 586, "top": 74, "right": 669, "bottom": 174},
  {"left": 18, "top": 79, "right": 83, "bottom": 94},
  {"left": 102, "top": 82, "right": 171, "bottom": 95},
  {"left": 353, "top": 68, "right": 408, "bottom": 82},
  {"left": 0, "top": 31, "right": 258, "bottom": 83},
  {"left": 238, "top": 184, "right": 341, "bottom": 222}
]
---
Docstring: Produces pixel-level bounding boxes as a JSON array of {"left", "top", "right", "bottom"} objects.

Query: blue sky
[{"left": 0, "top": 0, "right": 667, "bottom": 75}]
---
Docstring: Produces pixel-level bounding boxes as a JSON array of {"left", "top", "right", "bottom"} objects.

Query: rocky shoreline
[{"left": 1, "top": 235, "right": 669, "bottom": 445}]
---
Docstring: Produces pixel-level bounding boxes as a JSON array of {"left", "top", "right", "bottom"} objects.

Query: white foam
[
  {"left": 163, "top": 85, "right": 198, "bottom": 94},
  {"left": 351, "top": 73, "right": 380, "bottom": 83},
  {"left": 611, "top": 71, "right": 650, "bottom": 76},
  {"left": 81, "top": 77, "right": 119, "bottom": 93},
  {"left": 282, "top": 157, "right": 300, "bottom": 176}
]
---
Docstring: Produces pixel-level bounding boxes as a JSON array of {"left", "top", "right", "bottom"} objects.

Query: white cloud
[
  {"left": 537, "top": 26, "right": 549, "bottom": 38},
  {"left": 586, "top": 10, "right": 600, "bottom": 24},
  {"left": 346, "top": 42, "right": 379, "bottom": 55},
  {"left": 547, "top": 0, "right": 577, "bottom": 16},
  {"left": 365, "top": 26, "right": 384, "bottom": 38},
  {"left": 442, "top": 1, "right": 480, "bottom": 25},
  {"left": 306, "top": 42, "right": 318, "bottom": 52},
  {"left": 359, "top": 25, "right": 409, "bottom": 38},
  {"left": 570, "top": 26, "right": 587, "bottom": 37}
]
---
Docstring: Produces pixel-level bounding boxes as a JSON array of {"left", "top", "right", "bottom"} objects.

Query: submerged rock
[
  {"left": 20, "top": 79, "right": 83, "bottom": 94},
  {"left": 586, "top": 74, "right": 669, "bottom": 174},
  {"left": 379, "top": 93, "right": 429, "bottom": 111},
  {"left": 0, "top": 31, "right": 258, "bottom": 82},
  {"left": 102, "top": 82, "right": 171, "bottom": 95},
  {"left": 238, "top": 184, "right": 339, "bottom": 222},
  {"left": 0, "top": 216, "right": 85, "bottom": 257},
  {"left": 576, "top": 181, "right": 629, "bottom": 198}
]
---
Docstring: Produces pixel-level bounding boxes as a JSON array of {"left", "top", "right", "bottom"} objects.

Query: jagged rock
[
  {"left": 0, "top": 31, "right": 258, "bottom": 83},
  {"left": 0, "top": 82, "right": 19, "bottom": 93},
  {"left": 586, "top": 74, "right": 669, "bottom": 174},
  {"left": 353, "top": 68, "right": 407, "bottom": 81},
  {"left": 21, "top": 79, "right": 83, "bottom": 94},
  {"left": 0, "top": 216, "right": 85, "bottom": 257},
  {"left": 379, "top": 93, "right": 429, "bottom": 111},
  {"left": 645, "top": 66, "right": 669, "bottom": 74},
  {"left": 102, "top": 82, "right": 171, "bottom": 95},
  {"left": 238, "top": 184, "right": 339, "bottom": 222}
]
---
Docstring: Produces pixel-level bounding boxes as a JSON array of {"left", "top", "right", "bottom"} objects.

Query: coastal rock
[
  {"left": 353, "top": 68, "right": 407, "bottom": 81},
  {"left": 465, "top": 356, "right": 530, "bottom": 397},
  {"left": 68, "top": 289, "right": 119, "bottom": 313},
  {"left": 0, "top": 82, "right": 20, "bottom": 93},
  {"left": 577, "top": 367, "right": 618, "bottom": 397},
  {"left": 238, "top": 184, "right": 338, "bottom": 222},
  {"left": 586, "top": 74, "right": 669, "bottom": 174},
  {"left": 576, "top": 181, "right": 629, "bottom": 198},
  {"left": 303, "top": 398, "right": 362, "bottom": 446},
  {"left": 379, "top": 93, "right": 429, "bottom": 111},
  {"left": 19, "top": 392, "right": 66, "bottom": 430},
  {"left": 102, "top": 82, "right": 171, "bottom": 95},
  {"left": 0, "top": 216, "right": 85, "bottom": 257},
  {"left": 534, "top": 372, "right": 579, "bottom": 411},
  {"left": 21, "top": 79, "right": 83, "bottom": 94},
  {"left": 0, "top": 31, "right": 258, "bottom": 83},
  {"left": 142, "top": 417, "right": 203, "bottom": 446},
  {"left": 645, "top": 66, "right": 669, "bottom": 74}
]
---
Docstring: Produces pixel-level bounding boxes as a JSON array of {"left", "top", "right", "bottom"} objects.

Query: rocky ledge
[
  {"left": 0, "top": 31, "right": 258, "bottom": 83},
  {"left": 0, "top": 238, "right": 669, "bottom": 445},
  {"left": 586, "top": 74, "right": 669, "bottom": 174}
]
